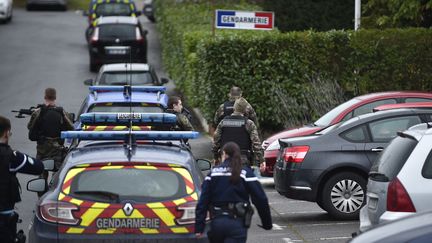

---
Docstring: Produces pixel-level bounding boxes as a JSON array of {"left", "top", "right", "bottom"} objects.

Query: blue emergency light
[
  {"left": 79, "top": 112, "right": 177, "bottom": 125},
  {"left": 89, "top": 86, "right": 166, "bottom": 93},
  {"left": 61, "top": 131, "right": 199, "bottom": 140}
]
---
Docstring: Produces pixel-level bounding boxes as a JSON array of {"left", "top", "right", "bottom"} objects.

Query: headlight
[{"left": 266, "top": 140, "right": 280, "bottom": 151}]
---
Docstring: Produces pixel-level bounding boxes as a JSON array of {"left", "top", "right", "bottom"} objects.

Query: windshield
[
  {"left": 95, "top": 3, "right": 132, "bottom": 17},
  {"left": 99, "top": 72, "right": 154, "bottom": 85},
  {"left": 68, "top": 167, "right": 189, "bottom": 202},
  {"left": 314, "top": 98, "right": 360, "bottom": 127},
  {"left": 99, "top": 24, "right": 136, "bottom": 41},
  {"left": 88, "top": 103, "right": 164, "bottom": 113}
]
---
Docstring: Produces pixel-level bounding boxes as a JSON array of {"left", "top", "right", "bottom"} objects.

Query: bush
[{"left": 156, "top": 1, "right": 432, "bottom": 131}]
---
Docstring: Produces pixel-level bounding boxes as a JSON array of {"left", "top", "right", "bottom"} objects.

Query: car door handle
[{"left": 371, "top": 147, "right": 384, "bottom": 152}]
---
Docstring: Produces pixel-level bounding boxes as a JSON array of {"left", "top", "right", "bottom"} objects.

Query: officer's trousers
[
  {"left": 208, "top": 216, "right": 247, "bottom": 243},
  {"left": 0, "top": 213, "right": 17, "bottom": 243}
]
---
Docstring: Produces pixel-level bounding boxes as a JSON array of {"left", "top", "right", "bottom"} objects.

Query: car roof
[
  {"left": 87, "top": 91, "right": 168, "bottom": 108},
  {"left": 100, "top": 63, "right": 151, "bottom": 72},
  {"left": 354, "top": 91, "right": 432, "bottom": 101},
  {"left": 96, "top": 16, "right": 139, "bottom": 25},
  {"left": 373, "top": 102, "right": 432, "bottom": 112}
]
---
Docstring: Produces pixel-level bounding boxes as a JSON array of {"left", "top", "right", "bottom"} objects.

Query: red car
[
  {"left": 261, "top": 91, "right": 432, "bottom": 177},
  {"left": 373, "top": 102, "right": 432, "bottom": 112}
]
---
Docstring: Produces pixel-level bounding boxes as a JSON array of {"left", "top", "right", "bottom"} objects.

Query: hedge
[{"left": 155, "top": 0, "right": 432, "bottom": 132}]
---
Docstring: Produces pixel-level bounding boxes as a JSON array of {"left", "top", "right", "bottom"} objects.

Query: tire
[{"left": 321, "top": 172, "right": 366, "bottom": 220}]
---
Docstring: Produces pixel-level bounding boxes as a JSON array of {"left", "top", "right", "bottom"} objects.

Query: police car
[
  {"left": 26, "top": 113, "right": 211, "bottom": 242},
  {"left": 75, "top": 86, "right": 168, "bottom": 130}
]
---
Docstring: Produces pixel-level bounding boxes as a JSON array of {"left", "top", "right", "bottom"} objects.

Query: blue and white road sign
[{"left": 215, "top": 10, "right": 274, "bottom": 30}]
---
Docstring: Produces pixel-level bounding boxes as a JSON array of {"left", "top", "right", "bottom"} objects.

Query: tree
[{"left": 363, "top": 0, "right": 432, "bottom": 28}]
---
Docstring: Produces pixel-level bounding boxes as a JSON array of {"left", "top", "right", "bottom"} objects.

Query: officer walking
[
  {"left": 195, "top": 142, "right": 272, "bottom": 242},
  {"left": 167, "top": 96, "right": 194, "bottom": 131},
  {"left": 212, "top": 97, "right": 263, "bottom": 166},
  {"left": 213, "top": 86, "right": 257, "bottom": 126},
  {"left": 27, "top": 88, "right": 73, "bottom": 174},
  {"left": 0, "top": 115, "right": 44, "bottom": 243}
]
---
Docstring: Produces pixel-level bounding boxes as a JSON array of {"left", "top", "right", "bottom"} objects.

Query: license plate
[
  {"left": 117, "top": 113, "right": 142, "bottom": 120},
  {"left": 105, "top": 47, "right": 128, "bottom": 55}
]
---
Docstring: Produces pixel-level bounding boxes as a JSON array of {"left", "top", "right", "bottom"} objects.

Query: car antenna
[{"left": 125, "top": 48, "right": 134, "bottom": 161}]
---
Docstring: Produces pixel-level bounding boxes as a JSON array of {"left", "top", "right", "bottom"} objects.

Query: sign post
[{"left": 215, "top": 10, "right": 274, "bottom": 31}]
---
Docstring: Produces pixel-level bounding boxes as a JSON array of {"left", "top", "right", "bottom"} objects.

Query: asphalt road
[{"left": 0, "top": 8, "right": 358, "bottom": 243}]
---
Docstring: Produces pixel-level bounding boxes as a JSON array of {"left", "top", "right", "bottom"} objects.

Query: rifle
[{"left": 11, "top": 104, "right": 43, "bottom": 118}]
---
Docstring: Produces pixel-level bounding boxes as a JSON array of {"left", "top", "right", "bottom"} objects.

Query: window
[
  {"left": 69, "top": 167, "right": 189, "bottom": 202},
  {"left": 99, "top": 24, "right": 135, "bottom": 40},
  {"left": 99, "top": 72, "right": 154, "bottom": 85},
  {"left": 422, "top": 150, "right": 432, "bottom": 179},
  {"left": 88, "top": 103, "right": 163, "bottom": 113},
  {"left": 314, "top": 98, "right": 361, "bottom": 126},
  {"left": 405, "top": 98, "right": 432, "bottom": 103},
  {"left": 369, "top": 116, "right": 422, "bottom": 142},
  {"left": 340, "top": 126, "right": 366, "bottom": 142},
  {"left": 370, "top": 136, "right": 418, "bottom": 181},
  {"left": 352, "top": 99, "right": 397, "bottom": 117},
  {"left": 95, "top": 3, "right": 132, "bottom": 16}
]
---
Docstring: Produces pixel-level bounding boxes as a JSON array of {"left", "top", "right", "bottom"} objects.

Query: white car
[
  {"left": 359, "top": 123, "right": 432, "bottom": 232},
  {"left": 0, "top": 0, "right": 12, "bottom": 23},
  {"left": 83, "top": 63, "right": 169, "bottom": 86}
]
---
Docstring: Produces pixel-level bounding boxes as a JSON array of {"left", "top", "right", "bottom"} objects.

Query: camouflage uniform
[
  {"left": 212, "top": 112, "right": 263, "bottom": 166},
  {"left": 27, "top": 107, "right": 74, "bottom": 170},
  {"left": 213, "top": 97, "right": 258, "bottom": 126},
  {"left": 167, "top": 109, "right": 194, "bottom": 131}
]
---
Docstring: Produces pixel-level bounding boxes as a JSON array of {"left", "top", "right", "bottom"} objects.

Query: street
[{"left": 0, "top": 9, "right": 358, "bottom": 242}]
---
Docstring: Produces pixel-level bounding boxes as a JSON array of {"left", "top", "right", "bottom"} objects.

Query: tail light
[
  {"left": 283, "top": 146, "right": 309, "bottom": 163},
  {"left": 387, "top": 177, "right": 416, "bottom": 212},
  {"left": 175, "top": 201, "right": 209, "bottom": 225},
  {"left": 136, "top": 27, "right": 144, "bottom": 43},
  {"left": 39, "top": 200, "right": 80, "bottom": 225},
  {"left": 90, "top": 27, "right": 99, "bottom": 44}
]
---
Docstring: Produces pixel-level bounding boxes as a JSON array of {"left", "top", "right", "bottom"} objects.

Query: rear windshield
[
  {"left": 99, "top": 24, "right": 135, "bottom": 40},
  {"left": 67, "top": 167, "right": 189, "bottom": 202},
  {"left": 370, "top": 136, "right": 418, "bottom": 180},
  {"left": 95, "top": 3, "right": 132, "bottom": 16},
  {"left": 88, "top": 103, "right": 163, "bottom": 113},
  {"left": 99, "top": 72, "right": 154, "bottom": 85}
]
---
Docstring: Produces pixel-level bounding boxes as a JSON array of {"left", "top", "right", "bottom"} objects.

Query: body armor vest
[
  {"left": 222, "top": 101, "right": 235, "bottom": 120},
  {"left": 39, "top": 106, "right": 64, "bottom": 138},
  {"left": 220, "top": 116, "right": 251, "bottom": 153}
]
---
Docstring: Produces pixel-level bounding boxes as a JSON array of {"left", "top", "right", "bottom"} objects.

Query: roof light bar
[
  {"left": 79, "top": 112, "right": 177, "bottom": 125},
  {"left": 61, "top": 131, "right": 199, "bottom": 140},
  {"left": 89, "top": 86, "right": 166, "bottom": 93}
]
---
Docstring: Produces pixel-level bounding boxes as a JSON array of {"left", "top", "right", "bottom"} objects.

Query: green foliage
[
  {"left": 363, "top": 0, "right": 432, "bottom": 28},
  {"left": 156, "top": 1, "right": 432, "bottom": 131},
  {"left": 258, "top": 0, "right": 354, "bottom": 31}
]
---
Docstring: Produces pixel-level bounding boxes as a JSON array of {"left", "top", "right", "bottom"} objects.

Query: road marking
[
  {"left": 319, "top": 236, "right": 352, "bottom": 240},
  {"left": 272, "top": 224, "right": 287, "bottom": 230},
  {"left": 283, "top": 238, "right": 303, "bottom": 242}
]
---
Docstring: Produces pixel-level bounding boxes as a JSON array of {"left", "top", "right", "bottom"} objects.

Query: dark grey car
[{"left": 274, "top": 108, "right": 432, "bottom": 219}]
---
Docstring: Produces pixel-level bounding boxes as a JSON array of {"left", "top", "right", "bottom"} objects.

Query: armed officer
[
  {"left": 167, "top": 96, "right": 194, "bottom": 131},
  {"left": 195, "top": 142, "right": 272, "bottom": 242},
  {"left": 213, "top": 86, "right": 257, "bottom": 126},
  {"left": 212, "top": 97, "right": 263, "bottom": 166},
  {"left": 27, "top": 88, "right": 73, "bottom": 174},
  {"left": 0, "top": 115, "right": 44, "bottom": 243}
]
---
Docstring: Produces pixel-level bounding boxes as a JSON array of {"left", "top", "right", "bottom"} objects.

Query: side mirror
[
  {"left": 143, "top": 29, "right": 148, "bottom": 36},
  {"left": 27, "top": 178, "right": 47, "bottom": 192},
  {"left": 196, "top": 159, "right": 211, "bottom": 171},
  {"left": 83, "top": 79, "right": 93, "bottom": 86},
  {"left": 42, "top": 159, "right": 55, "bottom": 171},
  {"left": 161, "top": 77, "right": 169, "bottom": 84}
]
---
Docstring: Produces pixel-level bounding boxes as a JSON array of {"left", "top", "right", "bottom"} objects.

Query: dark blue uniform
[
  {"left": 0, "top": 143, "right": 44, "bottom": 243},
  {"left": 195, "top": 159, "right": 272, "bottom": 242}
]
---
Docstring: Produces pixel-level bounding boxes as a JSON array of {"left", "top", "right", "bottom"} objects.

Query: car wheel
[{"left": 321, "top": 172, "right": 366, "bottom": 220}]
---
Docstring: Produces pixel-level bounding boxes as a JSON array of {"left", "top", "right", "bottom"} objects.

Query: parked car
[
  {"left": 142, "top": 0, "right": 155, "bottom": 22},
  {"left": 26, "top": 0, "right": 66, "bottom": 11},
  {"left": 351, "top": 211, "right": 432, "bottom": 243},
  {"left": 359, "top": 123, "right": 432, "bottom": 232},
  {"left": 274, "top": 108, "right": 432, "bottom": 219},
  {"left": 0, "top": 0, "right": 12, "bottom": 23},
  {"left": 262, "top": 91, "right": 432, "bottom": 177},
  {"left": 88, "top": 16, "right": 147, "bottom": 72},
  {"left": 84, "top": 0, "right": 140, "bottom": 41},
  {"left": 373, "top": 102, "right": 432, "bottom": 112},
  {"left": 84, "top": 63, "right": 168, "bottom": 86}
]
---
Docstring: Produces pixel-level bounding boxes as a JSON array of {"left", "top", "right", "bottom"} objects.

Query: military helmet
[{"left": 233, "top": 97, "right": 248, "bottom": 114}]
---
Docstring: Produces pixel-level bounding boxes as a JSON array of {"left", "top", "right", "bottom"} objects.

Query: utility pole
[{"left": 354, "top": 0, "right": 361, "bottom": 31}]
